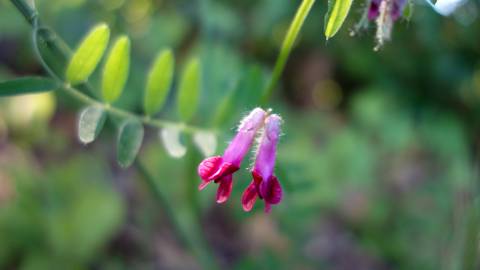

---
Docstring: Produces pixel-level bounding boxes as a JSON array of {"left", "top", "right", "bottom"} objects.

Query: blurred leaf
[
  {"left": 117, "top": 119, "right": 144, "bottom": 168},
  {"left": 324, "top": 0, "right": 353, "bottom": 39},
  {"left": 66, "top": 23, "right": 110, "bottom": 84},
  {"left": 0, "top": 77, "right": 57, "bottom": 97},
  {"left": 144, "top": 49, "right": 174, "bottom": 116},
  {"left": 102, "top": 36, "right": 131, "bottom": 103},
  {"left": 177, "top": 58, "right": 200, "bottom": 122},
  {"left": 212, "top": 91, "right": 234, "bottom": 127},
  {"left": 78, "top": 106, "right": 106, "bottom": 144},
  {"left": 193, "top": 131, "right": 217, "bottom": 157},
  {"left": 160, "top": 126, "right": 186, "bottom": 158}
]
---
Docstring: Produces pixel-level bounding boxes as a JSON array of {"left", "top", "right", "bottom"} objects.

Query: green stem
[
  {"left": 10, "top": 0, "right": 37, "bottom": 25},
  {"left": 261, "top": 0, "right": 316, "bottom": 105}
]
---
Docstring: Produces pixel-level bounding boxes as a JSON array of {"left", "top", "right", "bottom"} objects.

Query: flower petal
[
  {"left": 241, "top": 181, "right": 258, "bottom": 212},
  {"left": 260, "top": 175, "right": 282, "bottom": 205},
  {"left": 252, "top": 169, "right": 264, "bottom": 199},
  {"left": 223, "top": 108, "right": 267, "bottom": 166},
  {"left": 216, "top": 175, "right": 233, "bottom": 204},
  {"left": 210, "top": 162, "right": 239, "bottom": 181},
  {"left": 198, "top": 156, "right": 222, "bottom": 180}
]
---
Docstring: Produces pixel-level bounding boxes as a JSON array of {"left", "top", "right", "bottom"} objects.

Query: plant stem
[
  {"left": 61, "top": 84, "right": 208, "bottom": 134},
  {"left": 10, "top": 0, "right": 37, "bottom": 25},
  {"left": 261, "top": 0, "right": 316, "bottom": 105}
]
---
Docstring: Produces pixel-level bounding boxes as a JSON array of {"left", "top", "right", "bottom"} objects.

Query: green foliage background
[{"left": 0, "top": 0, "right": 480, "bottom": 269}]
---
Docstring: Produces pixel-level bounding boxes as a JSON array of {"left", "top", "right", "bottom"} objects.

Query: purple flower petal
[
  {"left": 223, "top": 108, "right": 266, "bottom": 166},
  {"left": 253, "top": 115, "right": 281, "bottom": 180}
]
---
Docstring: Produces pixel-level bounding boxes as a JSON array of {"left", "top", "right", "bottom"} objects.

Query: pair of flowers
[{"left": 197, "top": 108, "right": 282, "bottom": 213}]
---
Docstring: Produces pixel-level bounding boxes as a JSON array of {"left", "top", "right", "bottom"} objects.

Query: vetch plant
[
  {"left": 1, "top": 0, "right": 469, "bottom": 211},
  {"left": 0, "top": 0, "right": 477, "bottom": 268},
  {"left": 1, "top": 0, "right": 472, "bottom": 215}
]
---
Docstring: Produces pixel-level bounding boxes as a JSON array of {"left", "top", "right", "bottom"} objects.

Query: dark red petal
[
  {"left": 252, "top": 169, "right": 263, "bottom": 185},
  {"left": 241, "top": 181, "right": 258, "bottom": 212},
  {"left": 198, "top": 156, "right": 223, "bottom": 181},
  {"left": 251, "top": 169, "right": 264, "bottom": 199},
  {"left": 260, "top": 175, "right": 282, "bottom": 205},
  {"left": 210, "top": 162, "right": 239, "bottom": 181},
  {"left": 216, "top": 175, "right": 233, "bottom": 204}
]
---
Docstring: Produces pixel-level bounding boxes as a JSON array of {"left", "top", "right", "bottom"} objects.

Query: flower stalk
[{"left": 261, "top": 0, "right": 316, "bottom": 105}]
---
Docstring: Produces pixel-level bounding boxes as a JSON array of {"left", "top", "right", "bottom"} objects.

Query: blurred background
[{"left": 1, "top": 0, "right": 480, "bottom": 269}]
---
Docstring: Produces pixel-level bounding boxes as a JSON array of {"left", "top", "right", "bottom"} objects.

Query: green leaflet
[
  {"left": 144, "top": 49, "right": 175, "bottom": 116},
  {"left": 78, "top": 106, "right": 107, "bottom": 144},
  {"left": 102, "top": 36, "right": 131, "bottom": 103},
  {"left": 324, "top": 0, "right": 354, "bottom": 39},
  {"left": 0, "top": 77, "right": 57, "bottom": 96},
  {"left": 66, "top": 23, "right": 110, "bottom": 84},
  {"left": 117, "top": 119, "right": 144, "bottom": 168},
  {"left": 177, "top": 58, "right": 201, "bottom": 122}
]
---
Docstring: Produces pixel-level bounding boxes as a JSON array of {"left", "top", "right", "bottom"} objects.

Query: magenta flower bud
[
  {"left": 241, "top": 114, "right": 283, "bottom": 213},
  {"left": 197, "top": 108, "right": 267, "bottom": 203}
]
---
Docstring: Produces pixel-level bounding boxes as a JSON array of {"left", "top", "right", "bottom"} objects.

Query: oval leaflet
[
  {"left": 66, "top": 23, "right": 110, "bottom": 84},
  {"left": 117, "top": 119, "right": 144, "bottom": 168},
  {"left": 78, "top": 106, "right": 107, "bottom": 144},
  {"left": 102, "top": 36, "right": 131, "bottom": 103}
]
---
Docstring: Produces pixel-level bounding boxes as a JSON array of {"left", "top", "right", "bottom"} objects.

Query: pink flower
[
  {"left": 198, "top": 108, "right": 267, "bottom": 203},
  {"left": 242, "top": 114, "right": 283, "bottom": 213}
]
